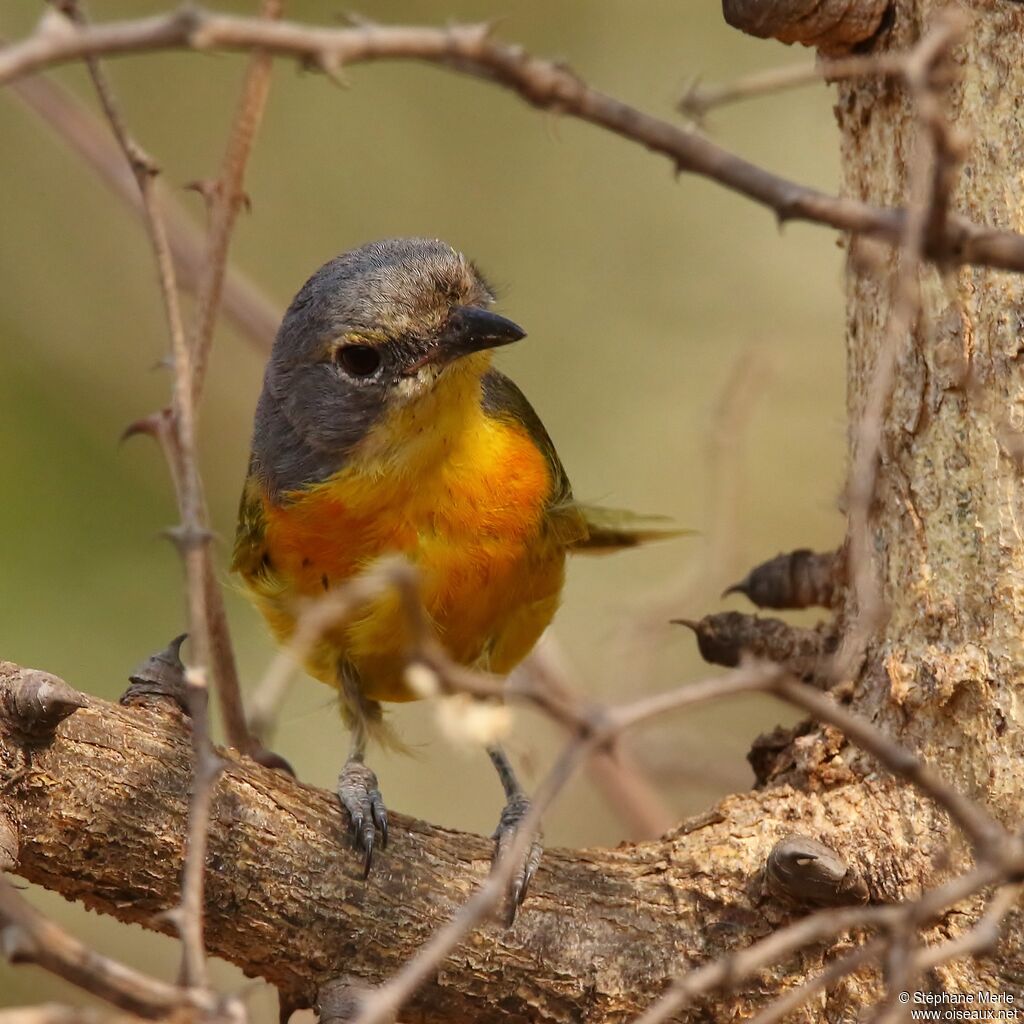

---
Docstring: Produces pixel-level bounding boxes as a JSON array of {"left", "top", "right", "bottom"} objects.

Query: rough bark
[
  {"left": 838, "top": 0, "right": 1024, "bottom": 846},
  {"left": 0, "top": 662, "right": 978, "bottom": 1022}
]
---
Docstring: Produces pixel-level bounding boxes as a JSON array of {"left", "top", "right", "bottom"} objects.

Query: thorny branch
[
  {"left": 181, "top": 0, "right": 284, "bottom": 763},
  {"left": 3, "top": 7, "right": 1024, "bottom": 272},
  {"left": 187, "top": 0, "right": 279, "bottom": 405},
  {"left": 55, "top": 0, "right": 222, "bottom": 991},
  {"left": 679, "top": 52, "right": 909, "bottom": 121}
]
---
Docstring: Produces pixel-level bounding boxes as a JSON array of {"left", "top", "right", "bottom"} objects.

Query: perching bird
[{"left": 233, "top": 238, "right": 679, "bottom": 916}]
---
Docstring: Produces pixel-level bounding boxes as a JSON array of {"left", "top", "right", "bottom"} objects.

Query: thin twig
[
  {"left": 184, "top": 0, "right": 282, "bottom": 754},
  {"left": 169, "top": 671, "right": 225, "bottom": 990},
  {"left": 746, "top": 936, "right": 886, "bottom": 1024},
  {"left": 911, "top": 881, "right": 1021, "bottom": 971},
  {"left": 2, "top": 9, "right": 1023, "bottom": 272},
  {"left": 351, "top": 738, "right": 591, "bottom": 1024},
  {"left": 246, "top": 558, "right": 421, "bottom": 744},
  {"left": 0, "top": 877, "right": 237, "bottom": 1021},
  {"left": 189, "top": 0, "right": 280, "bottom": 402},
  {"left": 679, "top": 52, "right": 907, "bottom": 120},
  {"left": 58, "top": 0, "right": 225, "bottom": 987},
  {"left": 517, "top": 638, "right": 675, "bottom": 839},
  {"left": 869, "top": 882, "right": 1022, "bottom": 1023},
  {"left": 631, "top": 858, "right": 1007, "bottom": 1024}
]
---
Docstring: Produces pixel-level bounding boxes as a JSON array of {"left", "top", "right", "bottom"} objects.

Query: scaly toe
[
  {"left": 491, "top": 793, "right": 543, "bottom": 925},
  {"left": 337, "top": 760, "right": 387, "bottom": 878}
]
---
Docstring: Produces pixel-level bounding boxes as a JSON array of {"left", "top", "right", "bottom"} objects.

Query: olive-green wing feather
[
  {"left": 480, "top": 369, "right": 688, "bottom": 552},
  {"left": 231, "top": 468, "right": 273, "bottom": 580}
]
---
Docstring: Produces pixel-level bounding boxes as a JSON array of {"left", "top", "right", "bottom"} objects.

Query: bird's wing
[
  {"left": 480, "top": 368, "right": 588, "bottom": 544},
  {"left": 231, "top": 467, "right": 273, "bottom": 580},
  {"left": 480, "top": 369, "right": 688, "bottom": 552}
]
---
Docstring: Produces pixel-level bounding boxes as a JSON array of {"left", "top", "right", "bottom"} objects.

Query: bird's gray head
[{"left": 251, "top": 238, "right": 526, "bottom": 497}]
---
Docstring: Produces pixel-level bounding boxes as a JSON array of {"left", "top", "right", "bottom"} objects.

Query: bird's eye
[{"left": 336, "top": 345, "right": 382, "bottom": 377}]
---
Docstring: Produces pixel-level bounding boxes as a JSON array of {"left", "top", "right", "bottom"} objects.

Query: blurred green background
[{"left": 1, "top": 0, "right": 844, "bottom": 1015}]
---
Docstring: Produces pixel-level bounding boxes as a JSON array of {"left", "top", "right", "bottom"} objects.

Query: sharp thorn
[{"left": 670, "top": 618, "right": 699, "bottom": 631}]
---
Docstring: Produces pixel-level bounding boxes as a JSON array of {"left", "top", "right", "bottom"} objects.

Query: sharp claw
[
  {"left": 362, "top": 833, "right": 374, "bottom": 878},
  {"left": 373, "top": 800, "right": 388, "bottom": 849},
  {"left": 349, "top": 811, "right": 364, "bottom": 842},
  {"left": 505, "top": 895, "right": 520, "bottom": 927},
  {"left": 337, "top": 760, "right": 388, "bottom": 878},
  {"left": 510, "top": 879, "right": 524, "bottom": 911},
  {"left": 522, "top": 864, "right": 537, "bottom": 899}
]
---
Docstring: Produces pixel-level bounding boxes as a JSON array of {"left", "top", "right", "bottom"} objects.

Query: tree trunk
[{"left": 831, "top": 0, "right": 1024, "bottom": 998}]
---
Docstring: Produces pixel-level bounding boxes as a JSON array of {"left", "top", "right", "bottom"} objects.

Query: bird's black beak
[
  {"left": 404, "top": 306, "right": 526, "bottom": 375},
  {"left": 439, "top": 305, "right": 526, "bottom": 359}
]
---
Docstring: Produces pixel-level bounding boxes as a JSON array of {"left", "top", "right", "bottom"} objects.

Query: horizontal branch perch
[
  {"left": 4, "top": 7, "right": 1024, "bottom": 273},
  {"left": 0, "top": 659, "right": 963, "bottom": 1022}
]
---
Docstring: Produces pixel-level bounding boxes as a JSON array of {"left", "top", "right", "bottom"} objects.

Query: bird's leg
[
  {"left": 337, "top": 741, "right": 388, "bottom": 878},
  {"left": 336, "top": 681, "right": 388, "bottom": 878},
  {"left": 488, "top": 745, "right": 542, "bottom": 924}
]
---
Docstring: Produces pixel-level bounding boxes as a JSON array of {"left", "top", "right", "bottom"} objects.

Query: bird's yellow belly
[{"left": 247, "top": 416, "right": 564, "bottom": 702}]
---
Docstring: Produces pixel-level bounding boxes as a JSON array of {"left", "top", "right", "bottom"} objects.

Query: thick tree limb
[
  {"left": 4, "top": 8, "right": 1024, "bottom": 273},
  {"left": 0, "top": 659, "right": 1011, "bottom": 1022}
]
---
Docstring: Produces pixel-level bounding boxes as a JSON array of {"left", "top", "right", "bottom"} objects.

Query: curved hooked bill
[{"left": 407, "top": 306, "right": 526, "bottom": 374}]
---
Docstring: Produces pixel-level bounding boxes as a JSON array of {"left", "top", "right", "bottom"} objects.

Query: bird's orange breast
[{"left": 249, "top": 390, "right": 566, "bottom": 702}]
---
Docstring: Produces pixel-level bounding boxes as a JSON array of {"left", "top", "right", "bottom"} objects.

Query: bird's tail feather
[{"left": 570, "top": 503, "right": 692, "bottom": 555}]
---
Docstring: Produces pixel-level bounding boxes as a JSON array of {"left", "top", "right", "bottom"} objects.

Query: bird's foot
[
  {"left": 337, "top": 758, "right": 388, "bottom": 877},
  {"left": 491, "top": 793, "right": 542, "bottom": 925}
]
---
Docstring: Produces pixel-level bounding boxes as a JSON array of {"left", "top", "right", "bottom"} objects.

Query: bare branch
[
  {"left": 189, "top": 0, "right": 280, "bottom": 402},
  {"left": 183, "top": 0, "right": 283, "bottom": 756},
  {"left": 517, "top": 639, "right": 674, "bottom": 839},
  {"left": 58, "top": 0, "right": 236, "bottom": 988},
  {"left": 680, "top": 52, "right": 907, "bottom": 120},
  {"left": 0, "top": 877, "right": 238, "bottom": 1022},
  {"left": 171, "top": 670, "right": 224, "bottom": 989},
  {"left": 246, "top": 558, "right": 422, "bottom": 745},
  {"left": 746, "top": 938, "right": 886, "bottom": 1024},
  {"left": 2, "top": 657, "right": 1019, "bottom": 1020},
  {"left": 2, "top": 9, "right": 1024, "bottom": 272}
]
